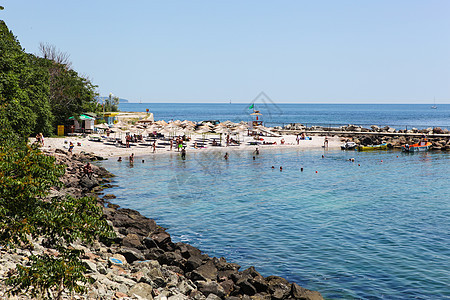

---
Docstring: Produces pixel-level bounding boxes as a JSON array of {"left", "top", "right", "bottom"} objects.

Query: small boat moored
[
  {"left": 402, "top": 140, "right": 432, "bottom": 152},
  {"left": 341, "top": 141, "right": 357, "bottom": 150},
  {"left": 357, "top": 143, "right": 387, "bottom": 151}
]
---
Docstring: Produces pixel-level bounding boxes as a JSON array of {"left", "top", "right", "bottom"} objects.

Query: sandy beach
[{"left": 37, "top": 133, "right": 341, "bottom": 158}]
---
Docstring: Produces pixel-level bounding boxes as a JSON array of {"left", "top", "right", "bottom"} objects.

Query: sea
[
  {"left": 99, "top": 103, "right": 450, "bottom": 299},
  {"left": 118, "top": 102, "right": 450, "bottom": 130}
]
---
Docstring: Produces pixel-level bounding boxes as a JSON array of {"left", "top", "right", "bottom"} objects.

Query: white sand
[{"left": 37, "top": 134, "right": 342, "bottom": 158}]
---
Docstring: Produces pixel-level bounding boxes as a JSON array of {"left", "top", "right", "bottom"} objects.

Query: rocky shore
[{"left": 0, "top": 149, "right": 323, "bottom": 300}]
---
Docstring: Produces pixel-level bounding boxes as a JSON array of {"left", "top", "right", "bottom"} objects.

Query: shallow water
[{"left": 99, "top": 148, "right": 450, "bottom": 299}]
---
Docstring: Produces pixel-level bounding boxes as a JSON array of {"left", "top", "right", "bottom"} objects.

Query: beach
[{"left": 38, "top": 134, "right": 341, "bottom": 158}]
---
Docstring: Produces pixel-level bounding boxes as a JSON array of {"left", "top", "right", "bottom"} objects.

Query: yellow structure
[{"left": 57, "top": 125, "right": 65, "bottom": 136}]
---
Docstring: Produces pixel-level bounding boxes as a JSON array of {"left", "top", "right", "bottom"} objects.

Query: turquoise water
[{"left": 100, "top": 149, "right": 450, "bottom": 299}]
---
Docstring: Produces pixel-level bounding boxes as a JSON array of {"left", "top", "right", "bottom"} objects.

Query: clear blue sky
[{"left": 2, "top": 1, "right": 450, "bottom": 103}]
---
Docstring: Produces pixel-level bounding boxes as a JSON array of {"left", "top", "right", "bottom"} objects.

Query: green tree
[
  {"left": 37, "top": 43, "right": 101, "bottom": 128},
  {"left": 103, "top": 93, "right": 120, "bottom": 112},
  {"left": 0, "top": 138, "right": 114, "bottom": 299},
  {"left": 0, "top": 21, "right": 53, "bottom": 137}
]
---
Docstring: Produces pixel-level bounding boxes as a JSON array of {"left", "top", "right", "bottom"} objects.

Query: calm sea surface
[
  {"left": 119, "top": 103, "right": 450, "bottom": 129},
  {"left": 99, "top": 147, "right": 450, "bottom": 300}
]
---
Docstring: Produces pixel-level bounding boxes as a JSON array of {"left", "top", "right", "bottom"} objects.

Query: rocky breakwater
[{"left": 0, "top": 149, "right": 323, "bottom": 300}]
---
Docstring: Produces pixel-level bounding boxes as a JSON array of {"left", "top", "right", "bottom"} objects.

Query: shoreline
[
  {"left": 0, "top": 148, "right": 324, "bottom": 299},
  {"left": 36, "top": 135, "right": 341, "bottom": 159}
]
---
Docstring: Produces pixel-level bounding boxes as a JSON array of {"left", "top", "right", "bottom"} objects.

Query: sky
[{"left": 2, "top": 1, "right": 450, "bottom": 103}]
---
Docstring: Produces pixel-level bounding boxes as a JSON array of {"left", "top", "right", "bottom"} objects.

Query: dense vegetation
[
  {"left": 0, "top": 21, "right": 114, "bottom": 298},
  {"left": 0, "top": 20, "right": 101, "bottom": 137}
]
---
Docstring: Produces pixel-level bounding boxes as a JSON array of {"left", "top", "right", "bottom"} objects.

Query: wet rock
[
  {"left": 291, "top": 283, "right": 324, "bottom": 300},
  {"left": 266, "top": 276, "right": 291, "bottom": 300}
]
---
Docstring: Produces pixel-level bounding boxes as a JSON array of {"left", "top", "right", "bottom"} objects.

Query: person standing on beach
[
  {"left": 324, "top": 136, "right": 329, "bottom": 148},
  {"left": 170, "top": 139, "right": 173, "bottom": 151},
  {"left": 153, "top": 140, "right": 156, "bottom": 153},
  {"left": 68, "top": 142, "right": 74, "bottom": 154},
  {"left": 296, "top": 134, "right": 300, "bottom": 145}
]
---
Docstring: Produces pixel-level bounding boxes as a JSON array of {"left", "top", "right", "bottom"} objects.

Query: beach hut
[
  {"left": 69, "top": 114, "right": 95, "bottom": 133},
  {"left": 103, "top": 112, "right": 120, "bottom": 125}
]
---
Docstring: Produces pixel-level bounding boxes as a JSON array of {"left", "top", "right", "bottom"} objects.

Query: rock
[
  {"left": 144, "top": 237, "right": 160, "bottom": 249},
  {"left": 109, "top": 254, "right": 127, "bottom": 266},
  {"left": 158, "top": 252, "right": 186, "bottom": 270},
  {"left": 186, "top": 256, "right": 203, "bottom": 271},
  {"left": 115, "top": 291, "right": 128, "bottom": 298},
  {"left": 144, "top": 248, "right": 165, "bottom": 260},
  {"left": 266, "top": 276, "right": 291, "bottom": 300},
  {"left": 82, "top": 259, "right": 97, "bottom": 273},
  {"left": 238, "top": 279, "right": 257, "bottom": 296},
  {"left": 129, "top": 282, "right": 154, "bottom": 299},
  {"left": 192, "top": 260, "right": 218, "bottom": 281},
  {"left": 197, "top": 281, "right": 225, "bottom": 298},
  {"left": 177, "top": 243, "right": 202, "bottom": 259},
  {"left": 151, "top": 232, "right": 172, "bottom": 247},
  {"left": 291, "top": 283, "right": 324, "bottom": 300},
  {"left": 123, "top": 233, "right": 142, "bottom": 249},
  {"left": 250, "top": 293, "right": 271, "bottom": 300},
  {"left": 220, "top": 279, "right": 235, "bottom": 295},
  {"left": 241, "top": 266, "right": 260, "bottom": 278},
  {"left": 79, "top": 175, "right": 99, "bottom": 190},
  {"left": 169, "top": 294, "right": 189, "bottom": 300},
  {"left": 206, "top": 294, "right": 222, "bottom": 300},
  {"left": 250, "top": 276, "right": 268, "bottom": 293},
  {"left": 120, "top": 247, "right": 146, "bottom": 263}
]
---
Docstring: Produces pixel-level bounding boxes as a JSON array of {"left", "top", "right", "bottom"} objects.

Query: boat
[
  {"left": 341, "top": 141, "right": 357, "bottom": 150},
  {"left": 431, "top": 98, "right": 437, "bottom": 109},
  {"left": 357, "top": 143, "right": 387, "bottom": 151},
  {"left": 402, "top": 140, "right": 432, "bottom": 152}
]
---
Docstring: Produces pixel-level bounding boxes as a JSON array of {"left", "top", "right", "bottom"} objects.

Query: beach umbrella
[
  {"left": 95, "top": 123, "right": 109, "bottom": 129},
  {"left": 155, "top": 120, "right": 168, "bottom": 126}
]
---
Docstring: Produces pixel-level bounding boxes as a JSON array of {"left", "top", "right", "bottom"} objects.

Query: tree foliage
[
  {"left": 0, "top": 20, "right": 53, "bottom": 137},
  {"left": 103, "top": 93, "right": 120, "bottom": 112},
  {"left": 0, "top": 138, "right": 115, "bottom": 299},
  {"left": 0, "top": 21, "right": 103, "bottom": 137}
]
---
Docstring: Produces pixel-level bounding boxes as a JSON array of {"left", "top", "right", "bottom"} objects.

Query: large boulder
[
  {"left": 291, "top": 283, "right": 324, "bottom": 300},
  {"left": 192, "top": 260, "right": 218, "bottom": 281},
  {"left": 197, "top": 281, "right": 225, "bottom": 298}
]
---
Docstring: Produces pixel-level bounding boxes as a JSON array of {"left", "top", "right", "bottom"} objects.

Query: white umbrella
[{"left": 95, "top": 123, "right": 109, "bottom": 129}]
